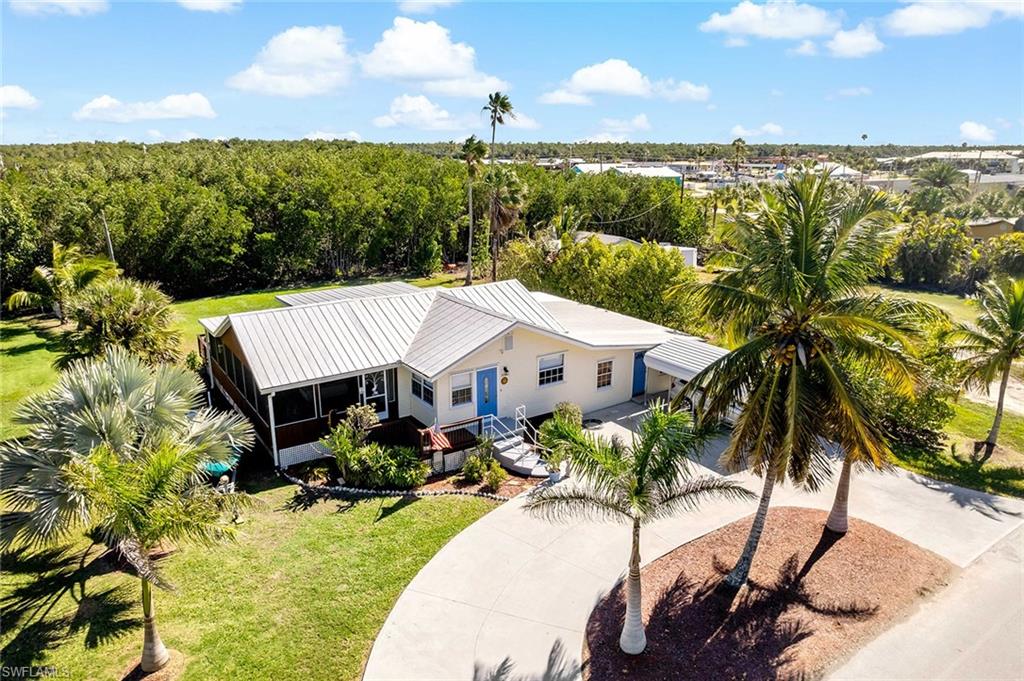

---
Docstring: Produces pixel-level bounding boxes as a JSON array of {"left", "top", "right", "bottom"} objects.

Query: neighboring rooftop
[
  {"left": 612, "top": 166, "right": 682, "bottom": 180},
  {"left": 644, "top": 335, "right": 729, "bottom": 381},
  {"left": 276, "top": 280, "right": 420, "bottom": 306}
]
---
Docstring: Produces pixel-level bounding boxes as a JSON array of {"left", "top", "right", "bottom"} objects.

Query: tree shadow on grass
[
  {"left": 375, "top": 496, "right": 419, "bottom": 522},
  {"left": 894, "top": 446, "right": 1024, "bottom": 515},
  {"left": 282, "top": 487, "right": 358, "bottom": 515},
  {"left": 0, "top": 544, "right": 141, "bottom": 668},
  {"left": 585, "top": 531, "right": 876, "bottom": 681}
]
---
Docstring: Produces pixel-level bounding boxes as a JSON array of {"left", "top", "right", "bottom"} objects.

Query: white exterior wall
[
  {"left": 398, "top": 365, "right": 437, "bottom": 427},
  {"left": 433, "top": 328, "right": 642, "bottom": 424}
]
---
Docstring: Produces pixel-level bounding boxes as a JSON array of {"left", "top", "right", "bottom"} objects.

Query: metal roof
[
  {"left": 644, "top": 336, "right": 729, "bottom": 381},
  {"left": 276, "top": 281, "right": 421, "bottom": 307},
  {"left": 403, "top": 296, "right": 515, "bottom": 379},
  {"left": 444, "top": 280, "right": 566, "bottom": 332},
  {"left": 531, "top": 292, "right": 678, "bottom": 347}
]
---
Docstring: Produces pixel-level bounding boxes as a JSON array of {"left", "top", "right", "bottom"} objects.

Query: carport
[{"left": 643, "top": 336, "right": 730, "bottom": 405}]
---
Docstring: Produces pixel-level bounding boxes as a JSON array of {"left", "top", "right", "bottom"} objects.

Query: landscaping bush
[
  {"left": 461, "top": 453, "right": 488, "bottom": 483},
  {"left": 982, "top": 233, "right": 1024, "bottom": 278},
  {"left": 891, "top": 215, "right": 975, "bottom": 292},
  {"left": 552, "top": 401, "right": 583, "bottom": 425},
  {"left": 482, "top": 459, "right": 509, "bottom": 492},
  {"left": 347, "top": 443, "right": 430, "bottom": 490}
]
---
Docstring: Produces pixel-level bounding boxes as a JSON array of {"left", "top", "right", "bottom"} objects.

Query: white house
[{"left": 198, "top": 280, "right": 724, "bottom": 473}]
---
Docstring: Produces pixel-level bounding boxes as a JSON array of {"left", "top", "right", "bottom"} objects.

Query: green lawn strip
[
  {"left": 890, "top": 399, "right": 1024, "bottom": 499},
  {"left": 0, "top": 315, "right": 62, "bottom": 440},
  {"left": 866, "top": 284, "right": 977, "bottom": 326},
  {"left": 0, "top": 481, "right": 494, "bottom": 680}
]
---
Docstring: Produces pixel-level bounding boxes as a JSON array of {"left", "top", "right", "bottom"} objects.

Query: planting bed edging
[{"left": 280, "top": 471, "right": 511, "bottom": 502}]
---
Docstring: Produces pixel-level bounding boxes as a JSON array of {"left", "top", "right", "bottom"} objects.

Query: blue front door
[
  {"left": 632, "top": 351, "right": 647, "bottom": 396},
  {"left": 476, "top": 367, "right": 498, "bottom": 417}
]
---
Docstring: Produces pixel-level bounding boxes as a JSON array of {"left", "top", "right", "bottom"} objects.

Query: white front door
[{"left": 361, "top": 370, "right": 388, "bottom": 419}]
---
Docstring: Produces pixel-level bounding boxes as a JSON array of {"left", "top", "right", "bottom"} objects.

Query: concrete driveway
[{"left": 362, "top": 403, "right": 1024, "bottom": 681}]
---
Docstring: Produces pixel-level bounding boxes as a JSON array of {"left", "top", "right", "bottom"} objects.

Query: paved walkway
[{"left": 362, "top": 403, "right": 1024, "bottom": 681}]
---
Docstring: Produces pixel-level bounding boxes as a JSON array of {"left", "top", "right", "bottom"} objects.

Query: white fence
[
  {"left": 279, "top": 441, "right": 331, "bottom": 468},
  {"left": 430, "top": 448, "right": 471, "bottom": 476}
]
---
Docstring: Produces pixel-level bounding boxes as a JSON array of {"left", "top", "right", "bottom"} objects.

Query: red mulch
[
  {"left": 583, "top": 507, "right": 954, "bottom": 681},
  {"left": 419, "top": 470, "right": 541, "bottom": 497}
]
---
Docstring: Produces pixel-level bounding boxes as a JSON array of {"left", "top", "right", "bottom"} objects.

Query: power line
[{"left": 588, "top": 193, "right": 677, "bottom": 226}]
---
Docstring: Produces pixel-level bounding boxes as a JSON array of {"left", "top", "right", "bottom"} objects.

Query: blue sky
[{"left": 2, "top": 0, "right": 1022, "bottom": 145}]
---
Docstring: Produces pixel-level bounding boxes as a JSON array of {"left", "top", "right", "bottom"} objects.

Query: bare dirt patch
[
  {"left": 120, "top": 649, "right": 186, "bottom": 681},
  {"left": 583, "top": 507, "right": 954, "bottom": 681}
]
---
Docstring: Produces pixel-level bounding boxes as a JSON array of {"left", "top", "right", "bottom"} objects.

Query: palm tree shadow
[
  {"left": 375, "top": 496, "right": 419, "bottom": 522},
  {"left": 473, "top": 638, "right": 581, "bottom": 681},
  {"left": 0, "top": 545, "right": 140, "bottom": 667}
]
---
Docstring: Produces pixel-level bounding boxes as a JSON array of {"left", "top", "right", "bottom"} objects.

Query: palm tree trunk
[
  {"left": 465, "top": 180, "right": 474, "bottom": 286},
  {"left": 619, "top": 519, "right": 647, "bottom": 655},
  {"left": 983, "top": 363, "right": 1012, "bottom": 462},
  {"left": 724, "top": 469, "right": 776, "bottom": 589},
  {"left": 825, "top": 456, "right": 852, "bottom": 533},
  {"left": 140, "top": 578, "right": 170, "bottom": 672},
  {"left": 490, "top": 122, "right": 498, "bottom": 283}
]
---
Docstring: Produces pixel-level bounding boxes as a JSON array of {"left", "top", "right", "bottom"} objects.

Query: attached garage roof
[
  {"left": 645, "top": 336, "right": 729, "bottom": 381},
  {"left": 276, "top": 281, "right": 420, "bottom": 307}
]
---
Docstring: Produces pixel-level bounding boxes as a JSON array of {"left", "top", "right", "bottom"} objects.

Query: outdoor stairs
[{"left": 491, "top": 417, "right": 548, "bottom": 477}]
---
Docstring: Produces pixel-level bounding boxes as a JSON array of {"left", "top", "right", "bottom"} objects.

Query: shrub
[
  {"left": 185, "top": 350, "right": 203, "bottom": 372},
  {"left": 461, "top": 453, "right": 488, "bottom": 483},
  {"left": 983, "top": 233, "right": 1024, "bottom": 278},
  {"left": 892, "top": 214, "right": 974, "bottom": 291},
  {"left": 320, "top": 422, "right": 358, "bottom": 482},
  {"left": 343, "top": 404, "right": 379, "bottom": 442},
  {"left": 552, "top": 401, "right": 583, "bottom": 425},
  {"left": 482, "top": 459, "right": 508, "bottom": 492},
  {"left": 347, "top": 443, "right": 430, "bottom": 490}
]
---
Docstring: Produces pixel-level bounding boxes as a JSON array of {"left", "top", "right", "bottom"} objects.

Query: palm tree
[
  {"left": 58, "top": 277, "right": 181, "bottom": 368},
  {"left": 0, "top": 348, "right": 253, "bottom": 672},
  {"left": 675, "top": 171, "right": 936, "bottom": 584},
  {"left": 731, "top": 137, "right": 746, "bottom": 175},
  {"left": 484, "top": 166, "right": 526, "bottom": 281},
  {"left": 460, "top": 135, "right": 489, "bottom": 286},
  {"left": 914, "top": 162, "right": 969, "bottom": 202},
  {"left": 5, "top": 242, "right": 118, "bottom": 322},
  {"left": 483, "top": 92, "right": 515, "bottom": 161},
  {"left": 946, "top": 278, "right": 1024, "bottom": 463},
  {"left": 525, "top": 402, "right": 752, "bottom": 654}
]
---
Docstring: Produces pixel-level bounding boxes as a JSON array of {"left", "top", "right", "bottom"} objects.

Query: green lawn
[
  {"left": 866, "top": 284, "right": 977, "bottom": 326},
  {"left": 0, "top": 476, "right": 494, "bottom": 680}
]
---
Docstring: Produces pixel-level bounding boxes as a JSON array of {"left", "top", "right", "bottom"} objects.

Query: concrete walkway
[{"left": 362, "top": 404, "right": 1024, "bottom": 681}]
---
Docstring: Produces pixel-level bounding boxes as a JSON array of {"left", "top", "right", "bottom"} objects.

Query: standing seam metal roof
[
  {"left": 644, "top": 336, "right": 729, "bottom": 380},
  {"left": 275, "top": 281, "right": 420, "bottom": 307}
]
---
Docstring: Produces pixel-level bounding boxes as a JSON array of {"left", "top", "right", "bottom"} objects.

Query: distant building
[
  {"left": 611, "top": 166, "right": 683, "bottom": 185},
  {"left": 967, "top": 217, "right": 1020, "bottom": 240}
]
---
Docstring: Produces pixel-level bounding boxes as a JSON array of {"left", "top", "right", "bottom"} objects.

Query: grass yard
[
  {"left": 0, "top": 475, "right": 494, "bottom": 680},
  {"left": 866, "top": 284, "right": 977, "bottom": 326}
]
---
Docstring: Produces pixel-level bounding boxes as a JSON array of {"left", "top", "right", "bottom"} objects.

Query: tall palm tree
[
  {"left": 483, "top": 92, "right": 515, "bottom": 281},
  {"left": 460, "top": 135, "right": 489, "bottom": 286},
  {"left": 675, "top": 171, "right": 935, "bottom": 584},
  {"left": 525, "top": 402, "right": 752, "bottom": 654},
  {"left": 731, "top": 137, "right": 746, "bottom": 175},
  {"left": 946, "top": 278, "right": 1024, "bottom": 463},
  {"left": 914, "top": 162, "right": 969, "bottom": 202},
  {"left": 484, "top": 166, "right": 526, "bottom": 281},
  {"left": 5, "top": 242, "right": 118, "bottom": 322},
  {"left": 0, "top": 348, "right": 253, "bottom": 672}
]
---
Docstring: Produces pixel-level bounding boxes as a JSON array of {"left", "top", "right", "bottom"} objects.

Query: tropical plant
[
  {"left": 5, "top": 242, "right": 118, "bottom": 322},
  {"left": 484, "top": 166, "right": 527, "bottom": 281},
  {"left": 460, "top": 135, "right": 489, "bottom": 285},
  {"left": 482, "top": 458, "right": 508, "bottom": 491},
  {"left": 731, "top": 137, "right": 746, "bottom": 174},
  {"left": 483, "top": 92, "right": 515, "bottom": 280},
  {"left": 483, "top": 92, "right": 515, "bottom": 160},
  {"left": 0, "top": 348, "right": 254, "bottom": 672},
  {"left": 913, "top": 162, "right": 969, "bottom": 202},
  {"left": 945, "top": 278, "right": 1024, "bottom": 462},
  {"left": 676, "top": 171, "right": 937, "bottom": 587},
  {"left": 57, "top": 277, "right": 180, "bottom": 369},
  {"left": 524, "top": 402, "right": 752, "bottom": 654},
  {"left": 892, "top": 214, "right": 975, "bottom": 290}
]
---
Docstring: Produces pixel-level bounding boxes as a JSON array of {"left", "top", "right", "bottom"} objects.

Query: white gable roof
[{"left": 403, "top": 296, "right": 516, "bottom": 378}]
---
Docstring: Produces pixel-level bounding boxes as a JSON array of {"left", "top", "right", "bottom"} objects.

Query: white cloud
[
  {"left": 228, "top": 26, "right": 352, "bottom": 98},
  {"left": 177, "top": 0, "right": 241, "bottom": 11},
  {"left": 540, "top": 58, "right": 709, "bottom": 105},
  {"left": 581, "top": 132, "right": 631, "bottom": 143},
  {"left": 372, "top": 94, "right": 463, "bottom": 130},
  {"left": 73, "top": 92, "right": 216, "bottom": 122},
  {"left": 960, "top": 120, "right": 996, "bottom": 143},
  {"left": 304, "top": 130, "right": 362, "bottom": 141},
  {"left": 885, "top": 1, "right": 1022, "bottom": 37},
  {"left": 396, "top": 0, "right": 460, "bottom": 13},
  {"left": 0, "top": 85, "right": 40, "bottom": 111},
  {"left": 789, "top": 39, "right": 817, "bottom": 56},
  {"left": 826, "top": 23, "right": 884, "bottom": 58},
  {"left": 731, "top": 122, "right": 784, "bottom": 137},
  {"left": 601, "top": 114, "right": 651, "bottom": 133},
  {"left": 770, "top": 88, "right": 784, "bottom": 97},
  {"left": 8, "top": 0, "right": 107, "bottom": 15},
  {"left": 724, "top": 36, "right": 749, "bottom": 47},
  {"left": 700, "top": 0, "right": 840, "bottom": 39},
  {"left": 836, "top": 86, "right": 872, "bottom": 97},
  {"left": 506, "top": 112, "right": 541, "bottom": 130},
  {"left": 360, "top": 17, "right": 505, "bottom": 98}
]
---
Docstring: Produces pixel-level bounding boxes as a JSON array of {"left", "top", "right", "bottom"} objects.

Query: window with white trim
[
  {"left": 451, "top": 372, "right": 473, "bottom": 406},
  {"left": 538, "top": 353, "right": 565, "bottom": 386},
  {"left": 596, "top": 360, "right": 613, "bottom": 389},
  {"left": 412, "top": 373, "right": 434, "bottom": 406}
]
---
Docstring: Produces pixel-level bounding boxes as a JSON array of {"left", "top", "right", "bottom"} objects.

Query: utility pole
[{"left": 100, "top": 210, "right": 116, "bottom": 264}]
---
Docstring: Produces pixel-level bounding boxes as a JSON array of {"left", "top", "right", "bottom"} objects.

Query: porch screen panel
[
  {"left": 273, "top": 386, "right": 317, "bottom": 425},
  {"left": 319, "top": 377, "right": 360, "bottom": 417}
]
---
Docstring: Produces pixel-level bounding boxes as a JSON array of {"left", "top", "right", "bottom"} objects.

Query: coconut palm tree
[
  {"left": 5, "top": 242, "right": 118, "bottom": 322},
  {"left": 0, "top": 348, "right": 253, "bottom": 672},
  {"left": 483, "top": 92, "right": 515, "bottom": 163},
  {"left": 945, "top": 278, "right": 1024, "bottom": 463},
  {"left": 525, "top": 402, "right": 752, "bottom": 654},
  {"left": 731, "top": 137, "right": 746, "bottom": 175},
  {"left": 675, "top": 171, "right": 937, "bottom": 583},
  {"left": 914, "top": 162, "right": 969, "bottom": 201},
  {"left": 460, "top": 135, "right": 489, "bottom": 286},
  {"left": 484, "top": 165, "right": 526, "bottom": 281}
]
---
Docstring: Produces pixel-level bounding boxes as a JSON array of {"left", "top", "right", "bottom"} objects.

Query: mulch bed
[
  {"left": 419, "top": 470, "right": 541, "bottom": 497},
  {"left": 120, "top": 649, "right": 185, "bottom": 681},
  {"left": 583, "top": 507, "right": 954, "bottom": 681}
]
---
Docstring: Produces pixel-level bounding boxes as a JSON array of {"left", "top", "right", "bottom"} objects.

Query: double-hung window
[
  {"left": 538, "top": 353, "right": 565, "bottom": 386},
  {"left": 596, "top": 360, "right": 613, "bottom": 389},
  {"left": 451, "top": 372, "right": 473, "bottom": 406},
  {"left": 412, "top": 373, "right": 434, "bottom": 405}
]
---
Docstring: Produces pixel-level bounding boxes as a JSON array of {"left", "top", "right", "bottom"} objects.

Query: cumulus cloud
[
  {"left": 177, "top": 0, "right": 241, "bottom": 11},
  {"left": 304, "top": 130, "right": 362, "bottom": 141},
  {"left": 960, "top": 120, "right": 996, "bottom": 143},
  {"left": 788, "top": 39, "right": 818, "bottom": 56},
  {"left": 826, "top": 23, "right": 884, "bottom": 58},
  {"left": 8, "top": 0, "right": 107, "bottom": 15},
  {"left": 885, "top": 1, "right": 1022, "bottom": 37},
  {"left": 73, "top": 92, "right": 216, "bottom": 122},
  {"left": 582, "top": 113, "right": 651, "bottom": 143},
  {"left": 360, "top": 17, "right": 506, "bottom": 97},
  {"left": 700, "top": 0, "right": 839, "bottom": 40},
  {"left": 539, "top": 59, "right": 709, "bottom": 105},
  {"left": 228, "top": 26, "right": 352, "bottom": 97},
  {"left": 372, "top": 94, "right": 463, "bottom": 130},
  {"left": 396, "top": 0, "right": 459, "bottom": 13},
  {"left": 731, "top": 122, "right": 784, "bottom": 137},
  {"left": 0, "top": 85, "right": 40, "bottom": 111},
  {"left": 506, "top": 112, "right": 541, "bottom": 130}
]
